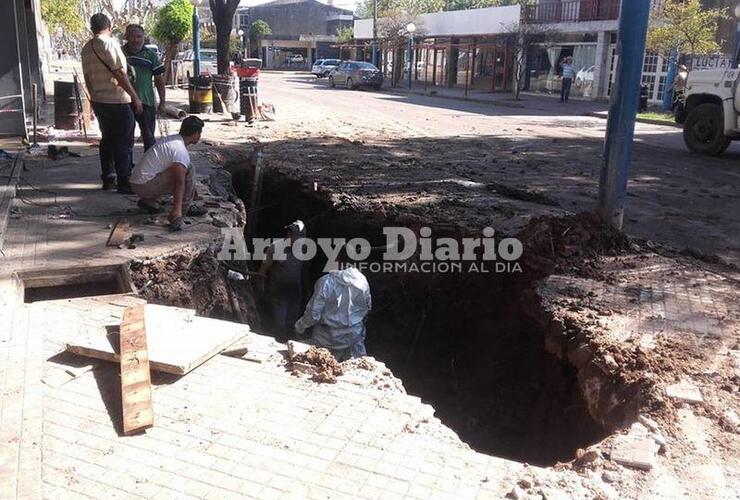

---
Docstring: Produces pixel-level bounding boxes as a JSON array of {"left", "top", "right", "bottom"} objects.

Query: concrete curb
[
  {"left": 588, "top": 112, "right": 681, "bottom": 128},
  {"left": 379, "top": 87, "right": 526, "bottom": 109}
]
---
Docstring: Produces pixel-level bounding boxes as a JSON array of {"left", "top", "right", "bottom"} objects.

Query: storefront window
[{"left": 528, "top": 43, "right": 597, "bottom": 98}]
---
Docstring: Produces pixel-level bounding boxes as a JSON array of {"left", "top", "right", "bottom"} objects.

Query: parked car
[
  {"left": 575, "top": 66, "right": 595, "bottom": 88},
  {"left": 145, "top": 43, "right": 162, "bottom": 60},
  {"left": 328, "top": 61, "right": 383, "bottom": 90},
  {"left": 311, "top": 59, "right": 340, "bottom": 78},
  {"left": 288, "top": 54, "right": 304, "bottom": 64},
  {"left": 180, "top": 49, "right": 221, "bottom": 79}
]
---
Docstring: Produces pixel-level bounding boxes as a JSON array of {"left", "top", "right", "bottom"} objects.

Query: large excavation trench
[
  {"left": 251, "top": 167, "right": 616, "bottom": 465},
  {"left": 133, "top": 167, "right": 627, "bottom": 467}
]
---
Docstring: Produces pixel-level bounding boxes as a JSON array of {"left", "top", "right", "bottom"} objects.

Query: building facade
[
  {"left": 354, "top": 5, "right": 522, "bottom": 92},
  {"left": 236, "top": 0, "right": 354, "bottom": 68},
  {"left": 355, "top": 0, "right": 738, "bottom": 104},
  {"left": 1, "top": 0, "right": 44, "bottom": 137}
]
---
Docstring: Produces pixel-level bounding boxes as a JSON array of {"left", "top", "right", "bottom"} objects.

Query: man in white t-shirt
[{"left": 130, "top": 116, "right": 206, "bottom": 231}]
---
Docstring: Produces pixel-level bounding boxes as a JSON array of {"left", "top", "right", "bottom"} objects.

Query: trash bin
[
  {"left": 54, "top": 80, "right": 91, "bottom": 130},
  {"left": 239, "top": 77, "right": 259, "bottom": 123},
  {"left": 212, "top": 73, "right": 240, "bottom": 118},
  {"left": 188, "top": 75, "right": 213, "bottom": 114},
  {"left": 638, "top": 84, "right": 649, "bottom": 113}
]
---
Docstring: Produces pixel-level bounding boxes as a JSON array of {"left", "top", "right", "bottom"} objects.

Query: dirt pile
[
  {"left": 291, "top": 346, "right": 346, "bottom": 383},
  {"left": 129, "top": 248, "right": 256, "bottom": 323},
  {"left": 519, "top": 211, "right": 632, "bottom": 279}
]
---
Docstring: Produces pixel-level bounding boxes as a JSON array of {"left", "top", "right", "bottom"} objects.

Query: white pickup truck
[{"left": 679, "top": 68, "right": 740, "bottom": 156}]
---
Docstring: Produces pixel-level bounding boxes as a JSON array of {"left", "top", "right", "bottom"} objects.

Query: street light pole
[
  {"left": 598, "top": 0, "right": 651, "bottom": 229},
  {"left": 406, "top": 23, "right": 416, "bottom": 89},
  {"left": 237, "top": 29, "right": 245, "bottom": 60},
  {"left": 734, "top": 4, "right": 740, "bottom": 67},
  {"left": 192, "top": 0, "right": 201, "bottom": 76},
  {"left": 371, "top": 0, "right": 378, "bottom": 67}
]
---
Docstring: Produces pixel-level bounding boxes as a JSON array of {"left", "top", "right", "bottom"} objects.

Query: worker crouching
[{"left": 294, "top": 263, "right": 372, "bottom": 362}]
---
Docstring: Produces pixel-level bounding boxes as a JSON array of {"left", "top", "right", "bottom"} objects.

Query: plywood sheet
[
  {"left": 66, "top": 304, "right": 249, "bottom": 375},
  {"left": 120, "top": 305, "right": 153, "bottom": 435}
]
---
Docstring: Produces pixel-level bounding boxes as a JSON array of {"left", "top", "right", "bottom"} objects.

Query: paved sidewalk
[
  {"left": 381, "top": 81, "right": 609, "bottom": 117},
  {"left": 0, "top": 124, "right": 243, "bottom": 500}
]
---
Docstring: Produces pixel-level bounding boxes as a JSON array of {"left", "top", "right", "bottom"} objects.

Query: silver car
[
  {"left": 311, "top": 59, "right": 340, "bottom": 78},
  {"left": 328, "top": 61, "right": 383, "bottom": 90}
]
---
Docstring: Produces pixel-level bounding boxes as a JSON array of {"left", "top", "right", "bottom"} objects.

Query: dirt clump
[
  {"left": 292, "top": 346, "right": 345, "bottom": 383},
  {"left": 519, "top": 211, "right": 632, "bottom": 279}
]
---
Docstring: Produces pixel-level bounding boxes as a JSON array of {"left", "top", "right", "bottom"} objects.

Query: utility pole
[
  {"left": 192, "top": 0, "right": 201, "bottom": 76},
  {"left": 371, "top": 0, "right": 378, "bottom": 66},
  {"left": 598, "top": 0, "right": 650, "bottom": 229},
  {"left": 734, "top": 4, "right": 740, "bottom": 66},
  {"left": 662, "top": 49, "right": 677, "bottom": 112}
]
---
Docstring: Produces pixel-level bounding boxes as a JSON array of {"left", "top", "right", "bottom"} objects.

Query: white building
[{"left": 354, "top": 0, "right": 682, "bottom": 103}]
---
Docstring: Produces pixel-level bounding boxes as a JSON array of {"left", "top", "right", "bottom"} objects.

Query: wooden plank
[
  {"left": 120, "top": 305, "right": 153, "bottom": 435},
  {"left": 66, "top": 304, "right": 250, "bottom": 375},
  {"left": 106, "top": 218, "right": 130, "bottom": 247}
]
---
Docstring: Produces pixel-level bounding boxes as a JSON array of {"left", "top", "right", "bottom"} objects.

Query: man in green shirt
[{"left": 123, "top": 24, "right": 166, "bottom": 151}]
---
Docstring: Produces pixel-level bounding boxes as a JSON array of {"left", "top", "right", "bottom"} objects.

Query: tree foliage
[
  {"left": 355, "top": 0, "right": 527, "bottom": 17},
  {"left": 647, "top": 0, "right": 727, "bottom": 56},
  {"left": 356, "top": 0, "right": 443, "bottom": 18},
  {"left": 499, "top": 21, "right": 560, "bottom": 99},
  {"left": 152, "top": 0, "right": 193, "bottom": 84},
  {"left": 336, "top": 26, "right": 354, "bottom": 44},
  {"left": 249, "top": 19, "right": 272, "bottom": 43},
  {"left": 41, "top": 0, "right": 84, "bottom": 35},
  {"left": 152, "top": 0, "right": 192, "bottom": 45},
  {"left": 97, "top": 0, "right": 158, "bottom": 38},
  {"left": 209, "top": 0, "right": 241, "bottom": 74}
]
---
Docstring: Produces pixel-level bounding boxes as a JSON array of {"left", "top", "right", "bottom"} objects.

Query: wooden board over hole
[
  {"left": 120, "top": 305, "right": 153, "bottom": 435},
  {"left": 66, "top": 304, "right": 249, "bottom": 375}
]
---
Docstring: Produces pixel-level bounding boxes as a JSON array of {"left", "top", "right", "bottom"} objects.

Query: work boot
[
  {"left": 102, "top": 178, "right": 116, "bottom": 191},
  {"left": 169, "top": 216, "right": 183, "bottom": 232},
  {"left": 137, "top": 199, "right": 162, "bottom": 214},
  {"left": 186, "top": 204, "right": 208, "bottom": 217},
  {"left": 116, "top": 178, "right": 134, "bottom": 195}
]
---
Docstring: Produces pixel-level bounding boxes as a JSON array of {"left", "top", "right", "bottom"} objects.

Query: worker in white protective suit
[{"left": 294, "top": 265, "right": 372, "bottom": 361}]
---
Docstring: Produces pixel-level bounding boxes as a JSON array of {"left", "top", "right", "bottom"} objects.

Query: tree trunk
[
  {"left": 210, "top": 0, "right": 240, "bottom": 75},
  {"left": 163, "top": 42, "right": 180, "bottom": 87},
  {"left": 216, "top": 28, "right": 231, "bottom": 74}
]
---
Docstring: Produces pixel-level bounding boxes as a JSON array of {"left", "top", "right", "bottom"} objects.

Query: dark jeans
[
  {"left": 92, "top": 102, "right": 135, "bottom": 182},
  {"left": 268, "top": 283, "right": 302, "bottom": 340},
  {"left": 134, "top": 104, "right": 157, "bottom": 151},
  {"left": 560, "top": 77, "right": 573, "bottom": 102}
]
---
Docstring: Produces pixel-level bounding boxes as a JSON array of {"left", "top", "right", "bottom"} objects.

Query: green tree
[
  {"left": 500, "top": 21, "right": 560, "bottom": 100},
  {"left": 41, "top": 0, "right": 84, "bottom": 34},
  {"left": 356, "top": 0, "right": 443, "bottom": 18},
  {"left": 152, "top": 0, "right": 193, "bottom": 83},
  {"left": 248, "top": 20, "right": 272, "bottom": 58},
  {"left": 355, "top": 0, "right": 528, "bottom": 17},
  {"left": 446, "top": 0, "right": 527, "bottom": 11},
  {"left": 647, "top": 0, "right": 727, "bottom": 57},
  {"left": 336, "top": 26, "right": 354, "bottom": 44}
]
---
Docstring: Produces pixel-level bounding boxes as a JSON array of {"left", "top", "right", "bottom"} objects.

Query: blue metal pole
[
  {"left": 598, "top": 0, "right": 650, "bottom": 229},
  {"left": 735, "top": 21, "right": 740, "bottom": 67},
  {"left": 407, "top": 34, "right": 413, "bottom": 89},
  {"left": 662, "top": 50, "right": 677, "bottom": 112},
  {"left": 371, "top": 41, "right": 377, "bottom": 67},
  {"left": 193, "top": 8, "right": 201, "bottom": 76}
]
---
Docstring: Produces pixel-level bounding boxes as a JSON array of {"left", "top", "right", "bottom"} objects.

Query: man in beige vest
[{"left": 81, "top": 13, "right": 143, "bottom": 193}]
